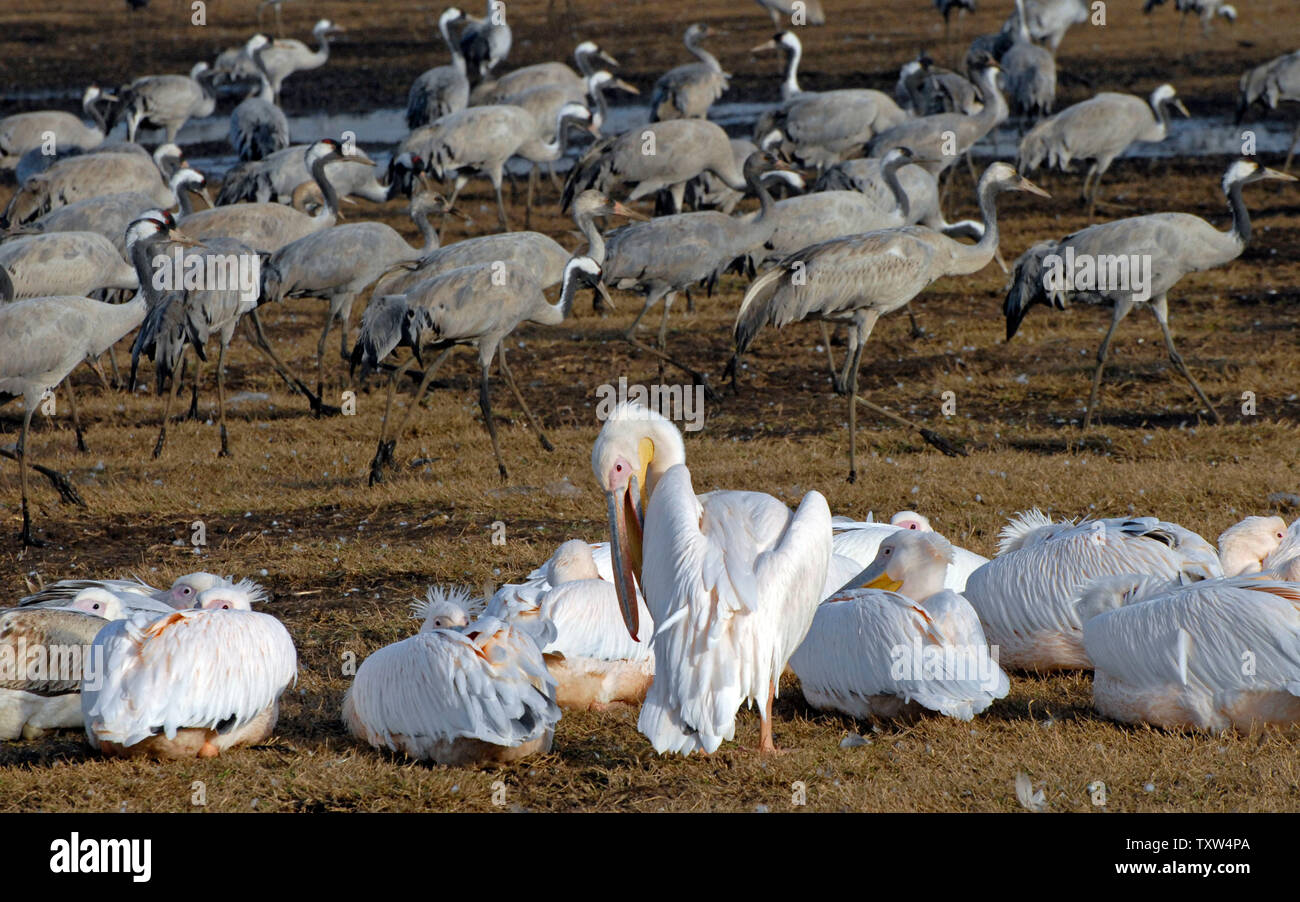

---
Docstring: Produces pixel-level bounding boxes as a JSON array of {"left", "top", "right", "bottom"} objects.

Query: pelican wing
[
  {"left": 18, "top": 577, "right": 158, "bottom": 608},
  {"left": 542, "top": 579, "right": 654, "bottom": 663},
  {"left": 1084, "top": 577, "right": 1300, "bottom": 702},
  {"left": 639, "top": 465, "right": 830, "bottom": 753},
  {"left": 82, "top": 610, "right": 297, "bottom": 748},
  {"left": 0, "top": 608, "right": 109, "bottom": 694},
  {"left": 345, "top": 620, "right": 558, "bottom": 750}
]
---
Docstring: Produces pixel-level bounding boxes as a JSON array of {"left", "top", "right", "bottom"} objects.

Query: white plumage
[
  {"left": 1081, "top": 574, "right": 1300, "bottom": 730},
  {"left": 82, "top": 587, "right": 297, "bottom": 758},
  {"left": 19, "top": 571, "right": 250, "bottom": 612},
  {"left": 593, "top": 402, "right": 832, "bottom": 754},
  {"left": 342, "top": 588, "right": 560, "bottom": 765},
  {"left": 962, "top": 510, "right": 1223, "bottom": 670},
  {"left": 791, "top": 531, "right": 1008, "bottom": 721}
]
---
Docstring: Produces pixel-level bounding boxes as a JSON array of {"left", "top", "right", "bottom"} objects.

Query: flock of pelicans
[
  {"left": 0, "top": 1, "right": 1299, "bottom": 763},
  {"left": 3, "top": 403, "right": 1300, "bottom": 761}
]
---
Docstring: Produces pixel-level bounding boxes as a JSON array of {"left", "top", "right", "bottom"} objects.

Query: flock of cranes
[{"left": 0, "top": 0, "right": 1297, "bottom": 772}]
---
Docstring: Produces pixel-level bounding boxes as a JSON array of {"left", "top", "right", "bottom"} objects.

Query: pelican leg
[
  {"left": 216, "top": 340, "right": 230, "bottom": 457},
  {"left": 1082, "top": 302, "right": 1128, "bottom": 429},
  {"left": 1151, "top": 295, "right": 1221, "bottom": 425},
  {"left": 478, "top": 360, "right": 509, "bottom": 480},
  {"left": 17, "top": 404, "right": 42, "bottom": 546},
  {"left": 64, "top": 379, "right": 87, "bottom": 453},
  {"left": 497, "top": 344, "right": 554, "bottom": 452},
  {"left": 758, "top": 679, "right": 779, "bottom": 754}
]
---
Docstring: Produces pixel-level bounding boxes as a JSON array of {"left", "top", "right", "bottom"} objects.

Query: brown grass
[{"left": 2, "top": 0, "right": 1300, "bottom": 812}]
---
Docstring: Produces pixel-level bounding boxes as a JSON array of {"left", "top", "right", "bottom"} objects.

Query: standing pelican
[
  {"left": 1081, "top": 572, "right": 1300, "bottom": 731},
  {"left": 790, "top": 531, "right": 1009, "bottom": 721},
  {"left": 81, "top": 585, "right": 297, "bottom": 758},
  {"left": 593, "top": 403, "right": 832, "bottom": 754},
  {"left": 728, "top": 163, "right": 1049, "bottom": 481},
  {"left": 1004, "top": 160, "right": 1296, "bottom": 427},
  {"left": 962, "top": 509, "right": 1224, "bottom": 671}
]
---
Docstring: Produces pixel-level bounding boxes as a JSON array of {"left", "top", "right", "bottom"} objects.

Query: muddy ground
[{"left": 1, "top": 0, "right": 1299, "bottom": 812}]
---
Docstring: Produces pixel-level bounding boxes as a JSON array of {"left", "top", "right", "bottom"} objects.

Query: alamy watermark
[
  {"left": 1042, "top": 248, "right": 1153, "bottom": 303},
  {"left": 594, "top": 376, "right": 705, "bottom": 432},
  {"left": 0, "top": 639, "right": 104, "bottom": 689},
  {"left": 151, "top": 248, "right": 261, "bottom": 306},
  {"left": 889, "top": 640, "right": 1002, "bottom": 691}
]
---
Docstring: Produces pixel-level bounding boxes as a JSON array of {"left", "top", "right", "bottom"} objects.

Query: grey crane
[
  {"left": 0, "top": 232, "right": 137, "bottom": 300},
  {"left": 179, "top": 139, "right": 369, "bottom": 252},
  {"left": 650, "top": 24, "right": 730, "bottom": 122},
  {"left": 255, "top": 19, "right": 342, "bottom": 102},
  {"left": 14, "top": 182, "right": 206, "bottom": 258},
  {"left": 11, "top": 133, "right": 158, "bottom": 189},
  {"left": 1238, "top": 50, "right": 1300, "bottom": 172},
  {"left": 259, "top": 194, "right": 444, "bottom": 411},
  {"left": 1, "top": 284, "right": 149, "bottom": 543},
  {"left": 126, "top": 217, "right": 261, "bottom": 459},
  {"left": 562, "top": 118, "right": 755, "bottom": 215},
  {"left": 0, "top": 87, "right": 111, "bottom": 170},
  {"left": 685, "top": 137, "right": 805, "bottom": 214},
  {"left": 755, "top": 0, "right": 825, "bottom": 27},
  {"left": 1004, "top": 159, "right": 1296, "bottom": 428},
  {"left": 934, "top": 0, "right": 976, "bottom": 41},
  {"left": 407, "top": 8, "right": 471, "bottom": 129},
  {"left": 895, "top": 53, "right": 982, "bottom": 116},
  {"left": 867, "top": 57, "right": 1007, "bottom": 177},
  {"left": 459, "top": 0, "right": 512, "bottom": 80},
  {"left": 469, "top": 39, "right": 618, "bottom": 105},
  {"left": 1001, "top": 0, "right": 1056, "bottom": 124},
  {"left": 3, "top": 148, "right": 203, "bottom": 228},
  {"left": 229, "top": 35, "right": 290, "bottom": 163},
  {"left": 726, "top": 162, "right": 1049, "bottom": 481},
  {"left": 751, "top": 31, "right": 909, "bottom": 170},
  {"left": 398, "top": 102, "right": 595, "bottom": 231},
  {"left": 1016, "top": 0, "right": 1088, "bottom": 51},
  {"left": 596, "top": 152, "right": 790, "bottom": 390},
  {"left": 217, "top": 143, "right": 390, "bottom": 206},
  {"left": 354, "top": 254, "right": 602, "bottom": 484},
  {"left": 1144, "top": 0, "right": 1237, "bottom": 41},
  {"left": 114, "top": 63, "right": 218, "bottom": 143},
  {"left": 1017, "top": 83, "right": 1188, "bottom": 217}
]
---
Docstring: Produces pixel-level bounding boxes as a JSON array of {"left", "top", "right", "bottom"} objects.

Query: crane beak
[
  {"left": 606, "top": 478, "right": 644, "bottom": 641},
  {"left": 1016, "top": 175, "right": 1051, "bottom": 198},
  {"left": 199, "top": 187, "right": 214, "bottom": 209},
  {"left": 750, "top": 38, "right": 777, "bottom": 53},
  {"left": 1261, "top": 167, "right": 1298, "bottom": 182},
  {"left": 167, "top": 227, "right": 202, "bottom": 247},
  {"left": 594, "top": 280, "right": 617, "bottom": 311},
  {"left": 598, "top": 49, "right": 620, "bottom": 69},
  {"left": 612, "top": 78, "right": 640, "bottom": 95},
  {"left": 1174, "top": 99, "right": 1190, "bottom": 117},
  {"left": 605, "top": 200, "right": 648, "bottom": 221}
]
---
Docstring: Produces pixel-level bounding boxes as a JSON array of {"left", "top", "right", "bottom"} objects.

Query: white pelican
[
  {"left": 493, "top": 540, "right": 655, "bottom": 709},
  {"left": 593, "top": 402, "right": 832, "bottom": 754},
  {"left": 19, "top": 571, "right": 238, "bottom": 611},
  {"left": 0, "top": 588, "right": 126, "bottom": 740},
  {"left": 962, "top": 510, "right": 1223, "bottom": 671},
  {"left": 790, "top": 532, "right": 1009, "bottom": 721},
  {"left": 1217, "top": 515, "right": 1288, "bottom": 576},
  {"left": 81, "top": 585, "right": 297, "bottom": 759},
  {"left": 342, "top": 586, "right": 560, "bottom": 765},
  {"left": 831, "top": 510, "right": 989, "bottom": 592},
  {"left": 1081, "top": 573, "right": 1300, "bottom": 731}
]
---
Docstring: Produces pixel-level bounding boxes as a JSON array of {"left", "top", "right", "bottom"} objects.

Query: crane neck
[
  {"left": 780, "top": 40, "right": 802, "bottom": 99},
  {"left": 174, "top": 184, "right": 195, "bottom": 217},
  {"left": 411, "top": 203, "right": 441, "bottom": 253},
  {"left": 686, "top": 33, "right": 722, "bottom": 74},
  {"left": 973, "top": 66, "right": 1008, "bottom": 133},
  {"left": 441, "top": 16, "right": 466, "bottom": 69},
  {"left": 1014, "top": 0, "right": 1032, "bottom": 41},
  {"left": 951, "top": 175, "right": 1007, "bottom": 276},
  {"left": 882, "top": 158, "right": 912, "bottom": 220},
  {"left": 534, "top": 259, "right": 585, "bottom": 325},
  {"left": 84, "top": 95, "right": 108, "bottom": 133},
  {"left": 576, "top": 211, "right": 605, "bottom": 265},
  {"left": 1150, "top": 95, "right": 1175, "bottom": 140},
  {"left": 1225, "top": 178, "right": 1253, "bottom": 247},
  {"left": 309, "top": 154, "right": 342, "bottom": 221}
]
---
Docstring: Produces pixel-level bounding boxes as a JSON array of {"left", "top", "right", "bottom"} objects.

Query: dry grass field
[{"left": 1, "top": 0, "right": 1299, "bottom": 813}]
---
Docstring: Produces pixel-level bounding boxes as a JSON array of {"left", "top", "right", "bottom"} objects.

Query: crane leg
[
  {"left": 242, "top": 310, "right": 336, "bottom": 414},
  {"left": 216, "top": 341, "right": 230, "bottom": 457},
  {"left": 153, "top": 365, "right": 183, "bottom": 459},
  {"left": 370, "top": 347, "right": 455, "bottom": 484},
  {"left": 497, "top": 344, "right": 554, "bottom": 452},
  {"left": 655, "top": 292, "right": 677, "bottom": 382},
  {"left": 525, "top": 166, "right": 535, "bottom": 230},
  {"left": 16, "top": 404, "right": 42, "bottom": 546},
  {"left": 314, "top": 316, "right": 333, "bottom": 418},
  {"left": 1152, "top": 298, "right": 1221, "bottom": 425},
  {"left": 64, "top": 380, "right": 88, "bottom": 453},
  {"left": 845, "top": 310, "right": 879, "bottom": 483},
  {"left": 493, "top": 173, "right": 511, "bottom": 232},
  {"left": 907, "top": 305, "right": 926, "bottom": 339},
  {"left": 1285, "top": 120, "right": 1299, "bottom": 173},
  {"left": 1087, "top": 168, "right": 1106, "bottom": 221},
  {"left": 184, "top": 354, "right": 202, "bottom": 422},
  {"left": 1082, "top": 310, "right": 1123, "bottom": 429},
  {"left": 478, "top": 361, "right": 509, "bottom": 480}
]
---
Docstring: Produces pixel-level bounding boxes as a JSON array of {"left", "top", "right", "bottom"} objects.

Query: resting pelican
[
  {"left": 342, "top": 586, "right": 560, "bottom": 765},
  {"left": 19, "top": 571, "right": 241, "bottom": 611},
  {"left": 1218, "top": 515, "right": 1289, "bottom": 576},
  {"left": 962, "top": 510, "right": 1223, "bottom": 671},
  {"left": 1081, "top": 573, "right": 1300, "bottom": 731},
  {"left": 492, "top": 540, "right": 655, "bottom": 709},
  {"left": 791, "top": 532, "right": 1009, "bottom": 721},
  {"left": 830, "top": 510, "right": 989, "bottom": 592},
  {"left": 0, "top": 588, "right": 126, "bottom": 740},
  {"left": 82, "top": 585, "right": 297, "bottom": 758},
  {"left": 593, "top": 402, "right": 832, "bottom": 754}
]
